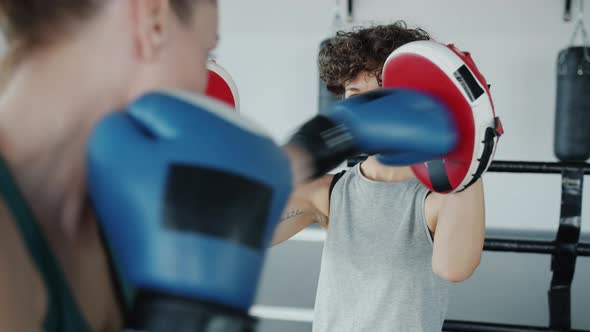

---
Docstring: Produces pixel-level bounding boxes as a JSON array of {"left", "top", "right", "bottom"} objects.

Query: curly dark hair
[{"left": 319, "top": 21, "right": 430, "bottom": 95}]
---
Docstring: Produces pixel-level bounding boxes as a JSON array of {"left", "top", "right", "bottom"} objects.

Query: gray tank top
[{"left": 313, "top": 163, "right": 450, "bottom": 332}]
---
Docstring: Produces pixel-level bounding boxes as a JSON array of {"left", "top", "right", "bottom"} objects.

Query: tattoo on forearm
[{"left": 280, "top": 209, "right": 304, "bottom": 222}]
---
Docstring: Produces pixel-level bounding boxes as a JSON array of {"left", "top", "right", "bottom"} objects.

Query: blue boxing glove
[
  {"left": 87, "top": 92, "right": 292, "bottom": 331},
  {"left": 288, "top": 88, "right": 458, "bottom": 176}
]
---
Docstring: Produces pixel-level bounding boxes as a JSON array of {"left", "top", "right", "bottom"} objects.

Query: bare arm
[
  {"left": 425, "top": 179, "right": 485, "bottom": 282},
  {"left": 271, "top": 175, "right": 332, "bottom": 246}
]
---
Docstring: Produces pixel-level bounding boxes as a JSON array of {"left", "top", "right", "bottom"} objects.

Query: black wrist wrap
[{"left": 288, "top": 115, "right": 358, "bottom": 178}]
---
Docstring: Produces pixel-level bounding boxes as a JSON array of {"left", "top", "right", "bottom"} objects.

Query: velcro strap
[
  {"left": 426, "top": 160, "right": 452, "bottom": 192},
  {"left": 548, "top": 169, "right": 583, "bottom": 330}
]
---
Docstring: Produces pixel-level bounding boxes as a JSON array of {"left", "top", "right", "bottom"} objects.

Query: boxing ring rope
[
  {"left": 484, "top": 238, "right": 590, "bottom": 256},
  {"left": 443, "top": 320, "right": 590, "bottom": 332},
  {"left": 443, "top": 160, "right": 589, "bottom": 332},
  {"left": 489, "top": 160, "right": 590, "bottom": 174},
  {"left": 286, "top": 231, "right": 590, "bottom": 257},
  {"left": 346, "top": 157, "right": 590, "bottom": 175},
  {"left": 483, "top": 160, "right": 590, "bottom": 257}
]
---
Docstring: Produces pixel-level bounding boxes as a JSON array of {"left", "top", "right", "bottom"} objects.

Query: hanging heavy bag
[
  {"left": 555, "top": 47, "right": 590, "bottom": 161},
  {"left": 554, "top": 6, "right": 590, "bottom": 162},
  {"left": 318, "top": 38, "right": 342, "bottom": 113}
]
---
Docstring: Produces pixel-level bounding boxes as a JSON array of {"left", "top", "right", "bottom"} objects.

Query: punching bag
[
  {"left": 318, "top": 39, "right": 342, "bottom": 113},
  {"left": 554, "top": 46, "right": 590, "bottom": 161}
]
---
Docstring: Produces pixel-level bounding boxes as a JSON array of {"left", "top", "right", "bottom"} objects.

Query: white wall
[
  {"left": 217, "top": 0, "right": 590, "bottom": 233},
  {"left": 216, "top": 0, "right": 336, "bottom": 142},
  {"left": 2, "top": 1, "right": 587, "bottom": 231}
]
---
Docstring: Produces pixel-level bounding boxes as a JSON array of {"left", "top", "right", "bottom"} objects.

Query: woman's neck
[
  {"left": 359, "top": 156, "right": 416, "bottom": 183},
  {"left": 0, "top": 48, "right": 125, "bottom": 241}
]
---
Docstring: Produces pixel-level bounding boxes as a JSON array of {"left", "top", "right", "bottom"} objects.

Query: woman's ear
[{"left": 129, "top": 0, "right": 172, "bottom": 61}]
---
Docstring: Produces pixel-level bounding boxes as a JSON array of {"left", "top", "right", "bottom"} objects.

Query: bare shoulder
[
  {"left": 290, "top": 174, "right": 333, "bottom": 225},
  {"left": 309, "top": 175, "right": 333, "bottom": 213},
  {"left": 0, "top": 199, "right": 47, "bottom": 331},
  {"left": 292, "top": 174, "right": 332, "bottom": 202}
]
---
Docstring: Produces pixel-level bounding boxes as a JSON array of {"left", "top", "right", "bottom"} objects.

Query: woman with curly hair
[{"left": 272, "top": 21, "right": 486, "bottom": 332}]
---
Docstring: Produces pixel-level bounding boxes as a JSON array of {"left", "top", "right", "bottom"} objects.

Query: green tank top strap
[{"left": 0, "top": 158, "right": 92, "bottom": 332}]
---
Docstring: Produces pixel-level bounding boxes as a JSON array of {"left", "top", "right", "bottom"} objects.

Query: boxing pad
[
  {"left": 88, "top": 92, "right": 291, "bottom": 331},
  {"left": 382, "top": 41, "right": 503, "bottom": 193},
  {"left": 206, "top": 61, "right": 240, "bottom": 111},
  {"left": 554, "top": 46, "right": 590, "bottom": 161}
]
